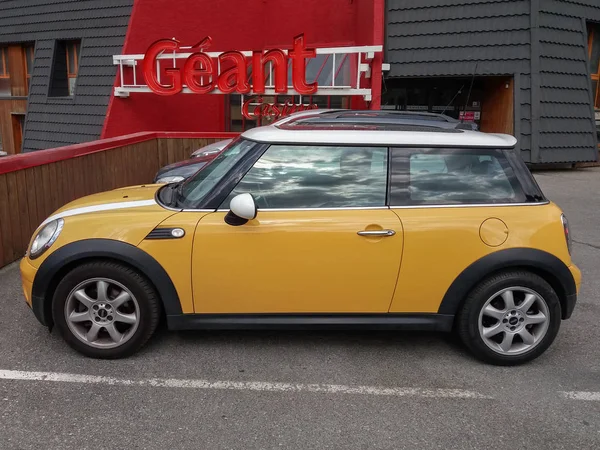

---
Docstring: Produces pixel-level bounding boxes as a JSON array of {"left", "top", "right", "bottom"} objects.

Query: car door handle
[{"left": 357, "top": 229, "right": 396, "bottom": 237}]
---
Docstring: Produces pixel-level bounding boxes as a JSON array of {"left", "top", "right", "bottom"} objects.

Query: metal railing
[{"left": 113, "top": 44, "right": 382, "bottom": 100}]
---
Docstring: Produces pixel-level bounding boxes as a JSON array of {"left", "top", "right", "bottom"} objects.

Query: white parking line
[
  {"left": 560, "top": 391, "right": 600, "bottom": 401},
  {"left": 0, "top": 369, "right": 491, "bottom": 399}
]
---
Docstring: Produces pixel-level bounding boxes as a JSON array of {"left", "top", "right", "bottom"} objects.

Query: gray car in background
[{"left": 153, "top": 139, "right": 233, "bottom": 184}]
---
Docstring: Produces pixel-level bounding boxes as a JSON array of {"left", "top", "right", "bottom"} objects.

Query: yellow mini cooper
[{"left": 20, "top": 110, "right": 581, "bottom": 365}]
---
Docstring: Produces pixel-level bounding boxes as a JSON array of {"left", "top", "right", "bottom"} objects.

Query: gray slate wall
[
  {"left": 0, "top": 0, "right": 133, "bottom": 152},
  {"left": 537, "top": 0, "right": 600, "bottom": 163},
  {"left": 386, "top": 0, "right": 600, "bottom": 164}
]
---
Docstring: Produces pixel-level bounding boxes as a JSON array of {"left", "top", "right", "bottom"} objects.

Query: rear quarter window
[{"left": 389, "top": 148, "right": 528, "bottom": 205}]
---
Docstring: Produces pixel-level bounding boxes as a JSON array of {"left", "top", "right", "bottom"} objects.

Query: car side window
[
  {"left": 390, "top": 148, "right": 527, "bottom": 205},
  {"left": 221, "top": 145, "right": 388, "bottom": 209}
]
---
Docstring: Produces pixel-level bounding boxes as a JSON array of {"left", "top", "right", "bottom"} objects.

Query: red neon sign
[
  {"left": 242, "top": 96, "right": 318, "bottom": 120},
  {"left": 142, "top": 34, "right": 318, "bottom": 96}
]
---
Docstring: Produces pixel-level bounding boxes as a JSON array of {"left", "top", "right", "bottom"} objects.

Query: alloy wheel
[
  {"left": 478, "top": 286, "right": 550, "bottom": 356},
  {"left": 64, "top": 277, "right": 140, "bottom": 349}
]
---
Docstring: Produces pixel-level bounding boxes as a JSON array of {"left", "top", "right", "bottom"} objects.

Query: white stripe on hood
[{"left": 40, "top": 200, "right": 158, "bottom": 227}]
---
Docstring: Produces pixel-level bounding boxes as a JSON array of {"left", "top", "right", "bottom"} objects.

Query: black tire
[
  {"left": 52, "top": 261, "right": 160, "bottom": 359},
  {"left": 456, "top": 270, "right": 561, "bottom": 366}
]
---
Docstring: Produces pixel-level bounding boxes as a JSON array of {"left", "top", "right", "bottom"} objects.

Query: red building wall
[{"left": 102, "top": 0, "right": 383, "bottom": 138}]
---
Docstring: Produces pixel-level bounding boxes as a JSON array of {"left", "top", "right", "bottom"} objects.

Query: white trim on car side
[
  {"left": 182, "top": 209, "right": 216, "bottom": 213},
  {"left": 389, "top": 202, "right": 549, "bottom": 209},
  {"left": 215, "top": 206, "right": 390, "bottom": 212},
  {"left": 208, "top": 202, "right": 549, "bottom": 213}
]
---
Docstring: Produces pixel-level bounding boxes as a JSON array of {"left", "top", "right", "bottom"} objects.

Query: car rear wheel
[
  {"left": 52, "top": 261, "right": 160, "bottom": 359},
  {"left": 457, "top": 271, "right": 561, "bottom": 366}
]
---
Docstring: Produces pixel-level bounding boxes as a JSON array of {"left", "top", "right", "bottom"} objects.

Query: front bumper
[
  {"left": 563, "top": 263, "right": 582, "bottom": 320},
  {"left": 20, "top": 257, "right": 47, "bottom": 326},
  {"left": 563, "top": 293, "right": 577, "bottom": 320},
  {"left": 19, "top": 257, "right": 35, "bottom": 307}
]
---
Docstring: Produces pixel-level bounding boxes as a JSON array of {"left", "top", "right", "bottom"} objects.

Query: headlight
[
  {"left": 156, "top": 175, "right": 185, "bottom": 184},
  {"left": 29, "top": 219, "right": 64, "bottom": 260}
]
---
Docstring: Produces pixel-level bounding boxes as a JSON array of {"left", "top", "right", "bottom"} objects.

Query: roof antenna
[
  {"left": 461, "top": 62, "right": 478, "bottom": 124},
  {"left": 440, "top": 84, "right": 464, "bottom": 116}
]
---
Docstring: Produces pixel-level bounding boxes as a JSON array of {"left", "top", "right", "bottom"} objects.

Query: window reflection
[
  {"left": 408, "top": 152, "right": 517, "bottom": 203},
  {"left": 180, "top": 138, "right": 254, "bottom": 207},
  {"left": 223, "top": 145, "right": 388, "bottom": 209}
]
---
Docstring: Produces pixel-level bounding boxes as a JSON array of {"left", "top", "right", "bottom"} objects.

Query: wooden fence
[{"left": 0, "top": 131, "right": 237, "bottom": 268}]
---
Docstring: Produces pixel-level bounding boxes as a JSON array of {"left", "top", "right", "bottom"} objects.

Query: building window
[
  {"left": 49, "top": 39, "right": 80, "bottom": 97},
  {"left": 0, "top": 47, "right": 10, "bottom": 96},
  {"left": 11, "top": 114, "right": 24, "bottom": 154},
  {"left": 24, "top": 44, "right": 34, "bottom": 90},
  {"left": 66, "top": 40, "right": 80, "bottom": 95},
  {"left": 588, "top": 23, "right": 600, "bottom": 108}
]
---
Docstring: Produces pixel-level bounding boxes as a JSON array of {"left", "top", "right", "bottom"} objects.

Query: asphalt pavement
[{"left": 1, "top": 168, "right": 599, "bottom": 449}]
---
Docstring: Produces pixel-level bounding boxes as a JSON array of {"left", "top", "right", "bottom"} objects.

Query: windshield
[{"left": 178, "top": 138, "right": 255, "bottom": 208}]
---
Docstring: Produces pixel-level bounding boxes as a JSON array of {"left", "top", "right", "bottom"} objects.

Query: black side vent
[{"left": 145, "top": 228, "right": 185, "bottom": 240}]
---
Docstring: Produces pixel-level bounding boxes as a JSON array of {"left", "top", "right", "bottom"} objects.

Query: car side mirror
[{"left": 225, "top": 193, "right": 257, "bottom": 226}]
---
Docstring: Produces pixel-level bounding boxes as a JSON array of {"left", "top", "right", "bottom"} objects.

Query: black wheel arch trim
[
  {"left": 31, "top": 239, "right": 182, "bottom": 327},
  {"left": 438, "top": 247, "right": 576, "bottom": 319}
]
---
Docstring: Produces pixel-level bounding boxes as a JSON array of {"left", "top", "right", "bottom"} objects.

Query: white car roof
[{"left": 242, "top": 125, "right": 518, "bottom": 148}]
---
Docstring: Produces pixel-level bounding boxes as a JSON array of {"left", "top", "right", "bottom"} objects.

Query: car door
[
  {"left": 387, "top": 147, "right": 531, "bottom": 314},
  {"left": 192, "top": 144, "right": 403, "bottom": 314}
]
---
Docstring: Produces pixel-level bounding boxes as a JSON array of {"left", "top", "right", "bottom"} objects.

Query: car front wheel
[
  {"left": 457, "top": 271, "right": 561, "bottom": 365},
  {"left": 52, "top": 261, "right": 160, "bottom": 359}
]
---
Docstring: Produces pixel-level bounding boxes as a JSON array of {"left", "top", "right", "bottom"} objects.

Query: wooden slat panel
[
  {"left": 146, "top": 139, "right": 161, "bottom": 182},
  {"left": 112, "top": 148, "right": 123, "bottom": 190},
  {"left": 64, "top": 158, "right": 78, "bottom": 204},
  {"left": 32, "top": 166, "right": 45, "bottom": 229},
  {"left": 0, "top": 174, "right": 14, "bottom": 266},
  {"left": 157, "top": 139, "right": 169, "bottom": 169},
  {"left": 168, "top": 139, "right": 177, "bottom": 165},
  {"left": 132, "top": 144, "right": 148, "bottom": 185},
  {"left": 59, "top": 160, "right": 72, "bottom": 203},
  {"left": 24, "top": 168, "right": 39, "bottom": 236},
  {"left": 87, "top": 155, "right": 99, "bottom": 192},
  {"left": 47, "top": 162, "right": 60, "bottom": 215},
  {"left": 40, "top": 164, "right": 53, "bottom": 219},
  {"left": 47, "top": 162, "right": 60, "bottom": 217},
  {"left": 177, "top": 139, "right": 191, "bottom": 161},
  {"left": 15, "top": 171, "right": 31, "bottom": 252},
  {"left": 125, "top": 145, "right": 138, "bottom": 186},
  {"left": 0, "top": 137, "right": 227, "bottom": 267},
  {"left": 96, "top": 152, "right": 109, "bottom": 192},
  {"left": 79, "top": 155, "right": 91, "bottom": 197},
  {"left": 89, "top": 153, "right": 103, "bottom": 193},
  {"left": 70, "top": 157, "right": 84, "bottom": 204},
  {"left": 118, "top": 145, "right": 130, "bottom": 188},
  {"left": 85, "top": 154, "right": 96, "bottom": 196},
  {"left": 116, "top": 145, "right": 129, "bottom": 188},
  {"left": 5, "top": 172, "right": 24, "bottom": 260}
]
